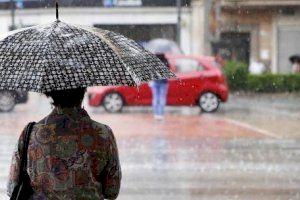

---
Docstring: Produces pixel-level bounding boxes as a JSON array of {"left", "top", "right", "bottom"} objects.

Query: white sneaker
[{"left": 154, "top": 115, "right": 164, "bottom": 121}]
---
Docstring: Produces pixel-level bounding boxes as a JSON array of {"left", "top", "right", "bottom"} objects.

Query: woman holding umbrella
[
  {"left": 3, "top": 4, "right": 175, "bottom": 200},
  {"left": 8, "top": 88, "right": 122, "bottom": 199}
]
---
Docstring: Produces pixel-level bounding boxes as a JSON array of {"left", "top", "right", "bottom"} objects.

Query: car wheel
[
  {"left": 103, "top": 92, "right": 124, "bottom": 113},
  {"left": 198, "top": 92, "right": 220, "bottom": 113},
  {"left": 0, "top": 90, "right": 16, "bottom": 112}
]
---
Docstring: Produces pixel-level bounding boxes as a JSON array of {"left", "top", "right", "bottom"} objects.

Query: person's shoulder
[
  {"left": 90, "top": 119, "right": 114, "bottom": 139},
  {"left": 33, "top": 118, "right": 53, "bottom": 131}
]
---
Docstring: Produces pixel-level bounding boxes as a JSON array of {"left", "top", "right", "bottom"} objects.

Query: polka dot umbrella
[{"left": 0, "top": 3, "right": 176, "bottom": 93}]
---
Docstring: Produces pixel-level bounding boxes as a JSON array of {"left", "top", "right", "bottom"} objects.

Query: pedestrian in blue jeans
[
  {"left": 150, "top": 54, "right": 169, "bottom": 120},
  {"left": 150, "top": 54, "right": 170, "bottom": 120},
  {"left": 150, "top": 79, "right": 168, "bottom": 120}
]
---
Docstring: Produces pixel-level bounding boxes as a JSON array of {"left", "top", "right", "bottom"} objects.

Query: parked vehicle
[
  {"left": 0, "top": 90, "right": 28, "bottom": 112},
  {"left": 88, "top": 54, "right": 229, "bottom": 113}
]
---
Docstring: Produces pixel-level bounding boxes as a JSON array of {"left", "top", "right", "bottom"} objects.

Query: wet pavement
[
  {"left": 0, "top": 93, "right": 300, "bottom": 200},
  {"left": 217, "top": 92, "right": 300, "bottom": 138}
]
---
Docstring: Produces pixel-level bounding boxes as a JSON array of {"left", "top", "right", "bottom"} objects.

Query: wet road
[
  {"left": 0, "top": 93, "right": 300, "bottom": 200},
  {"left": 217, "top": 92, "right": 300, "bottom": 138}
]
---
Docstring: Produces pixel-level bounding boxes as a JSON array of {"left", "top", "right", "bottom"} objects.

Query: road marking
[
  {"left": 223, "top": 118, "right": 281, "bottom": 139},
  {"left": 211, "top": 116, "right": 281, "bottom": 139}
]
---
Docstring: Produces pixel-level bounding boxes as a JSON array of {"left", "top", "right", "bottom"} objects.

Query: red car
[{"left": 88, "top": 54, "right": 228, "bottom": 113}]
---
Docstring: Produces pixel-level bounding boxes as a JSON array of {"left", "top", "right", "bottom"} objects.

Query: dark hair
[
  {"left": 156, "top": 54, "right": 169, "bottom": 68},
  {"left": 45, "top": 88, "right": 86, "bottom": 108}
]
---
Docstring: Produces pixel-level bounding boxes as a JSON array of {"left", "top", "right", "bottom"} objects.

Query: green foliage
[
  {"left": 223, "top": 60, "right": 300, "bottom": 92},
  {"left": 223, "top": 60, "right": 248, "bottom": 90},
  {"left": 246, "top": 74, "right": 300, "bottom": 93}
]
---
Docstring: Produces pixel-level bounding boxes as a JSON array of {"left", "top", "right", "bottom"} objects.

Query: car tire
[
  {"left": 0, "top": 90, "right": 16, "bottom": 112},
  {"left": 198, "top": 92, "right": 220, "bottom": 113},
  {"left": 102, "top": 92, "right": 124, "bottom": 113}
]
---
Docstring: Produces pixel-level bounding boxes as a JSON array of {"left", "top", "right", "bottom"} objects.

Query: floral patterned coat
[{"left": 7, "top": 107, "right": 121, "bottom": 200}]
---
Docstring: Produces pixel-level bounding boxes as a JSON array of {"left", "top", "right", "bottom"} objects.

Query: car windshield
[{"left": 175, "top": 58, "right": 203, "bottom": 73}]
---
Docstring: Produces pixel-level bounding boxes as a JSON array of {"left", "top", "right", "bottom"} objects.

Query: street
[{"left": 0, "top": 93, "right": 299, "bottom": 200}]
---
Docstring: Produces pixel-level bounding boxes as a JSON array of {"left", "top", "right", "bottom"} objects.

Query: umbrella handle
[{"left": 55, "top": 1, "right": 59, "bottom": 21}]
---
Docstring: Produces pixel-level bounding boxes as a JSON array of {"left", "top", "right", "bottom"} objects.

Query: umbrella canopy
[
  {"left": 289, "top": 54, "right": 300, "bottom": 63},
  {"left": 0, "top": 21, "right": 175, "bottom": 93},
  {"left": 145, "top": 38, "right": 182, "bottom": 54}
]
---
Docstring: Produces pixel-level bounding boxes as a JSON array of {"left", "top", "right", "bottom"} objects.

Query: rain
[{"left": 0, "top": 0, "right": 300, "bottom": 200}]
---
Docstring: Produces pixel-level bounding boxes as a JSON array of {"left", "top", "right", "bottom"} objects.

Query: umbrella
[
  {"left": 0, "top": 4, "right": 175, "bottom": 93},
  {"left": 289, "top": 54, "right": 300, "bottom": 63},
  {"left": 144, "top": 38, "right": 182, "bottom": 54}
]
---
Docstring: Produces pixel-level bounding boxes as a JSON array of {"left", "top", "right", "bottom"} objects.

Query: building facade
[
  {"left": 0, "top": 0, "right": 194, "bottom": 54},
  {"left": 212, "top": 0, "right": 300, "bottom": 73}
]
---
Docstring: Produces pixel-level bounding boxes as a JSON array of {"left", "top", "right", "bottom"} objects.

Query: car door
[
  {"left": 133, "top": 83, "right": 152, "bottom": 105},
  {"left": 168, "top": 57, "right": 205, "bottom": 105}
]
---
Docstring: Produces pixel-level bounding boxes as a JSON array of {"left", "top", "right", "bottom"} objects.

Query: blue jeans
[{"left": 151, "top": 81, "right": 168, "bottom": 116}]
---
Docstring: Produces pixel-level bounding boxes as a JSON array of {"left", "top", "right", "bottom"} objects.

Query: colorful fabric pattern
[{"left": 7, "top": 107, "right": 121, "bottom": 200}]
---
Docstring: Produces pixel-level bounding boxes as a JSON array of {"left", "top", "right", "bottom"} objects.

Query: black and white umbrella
[{"left": 0, "top": 4, "right": 175, "bottom": 93}]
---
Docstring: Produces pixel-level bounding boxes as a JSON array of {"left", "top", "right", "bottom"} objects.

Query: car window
[{"left": 175, "top": 58, "right": 203, "bottom": 73}]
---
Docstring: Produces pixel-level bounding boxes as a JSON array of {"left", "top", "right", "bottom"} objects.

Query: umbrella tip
[{"left": 55, "top": 1, "right": 59, "bottom": 21}]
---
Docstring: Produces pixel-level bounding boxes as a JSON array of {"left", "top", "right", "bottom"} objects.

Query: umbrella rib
[
  {"left": 71, "top": 24, "right": 141, "bottom": 86},
  {"left": 38, "top": 23, "right": 61, "bottom": 92},
  {"left": 100, "top": 32, "right": 141, "bottom": 85}
]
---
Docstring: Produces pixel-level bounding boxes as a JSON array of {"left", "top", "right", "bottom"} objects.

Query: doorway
[{"left": 212, "top": 32, "right": 251, "bottom": 65}]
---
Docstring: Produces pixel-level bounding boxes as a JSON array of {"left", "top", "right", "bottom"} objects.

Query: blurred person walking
[
  {"left": 144, "top": 39, "right": 181, "bottom": 120},
  {"left": 151, "top": 79, "right": 169, "bottom": 120},
  {"left": 290, "top": 55, "right": 300, "bottom": 73},
  {"left": 150, "top": 54, "right": 169, "bottom": 120},
  {"left": 7, "top": 88, "right": 122, "bottom": 199}
]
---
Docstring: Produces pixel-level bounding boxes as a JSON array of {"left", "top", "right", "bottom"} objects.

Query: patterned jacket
[{"left": 7, "top": 107, "right": 121, "bottom": 200}]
